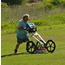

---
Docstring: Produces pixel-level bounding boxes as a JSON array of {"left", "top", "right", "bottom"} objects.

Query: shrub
[
  {"left": 38, "top": 0, "right": 65, "bottom": 10},
  {"left": 51, "top": 0, "right": 65, "bottom": 7},
  {"left": 61, "top": 0, "right": 65, "bottom": 7},
  {"left": 1, "top": 2, "right": 8, "bottom": 8},
  {"left": 51, "top": 0, "right": 61, "bottom": 6},
  {"left": 1, "top": 13, "right": 65, "bottom": 34},
  {"left": 44, "top": 2, "right": 55, "bottom": 9},
  {"left": 1, "top": 21, "right": 18, "bottom": 34},
  {"left": 1, "top": 0, "right": 27, "bottom": 5},
  {"left": 38, "top": 0, "right": 55, "bottom": 10}
]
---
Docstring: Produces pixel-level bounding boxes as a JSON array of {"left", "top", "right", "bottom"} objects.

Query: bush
[
  {"left": 44, "top": 2, "right": 55, "bottom": 9},
  {"left": 1, "top": 0, "right": 27, "bottom": 5},
  {"left": 61, "top": 0, "right": 65, "bottom": 7},
  {"left": 38, "top": 0, "right": 55, "bottom": 10},
  {"left": 38, "top": 0, "right": 65, "bottom": 10},
  {"left": 1, "top": 13, "right": 65, "bottom": 34},
  {"left": 51, "top": 0, "right": 61, "bottom": 6},
  {"left": 1, "top": 21, "right": 18, "bottom": 34},
  {"left": 1, "top": 2, "right": 8, "bottom": 8},
  {"left": 51, "top": 0, "right": 65, "bottom": 7},
  {"left": 30, "top": 13, "right": 65, "bottom": 26}
]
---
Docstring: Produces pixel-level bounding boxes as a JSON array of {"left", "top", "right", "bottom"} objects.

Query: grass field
[{"left": 1, "top": 27, "right": 65, "bottom": 65}]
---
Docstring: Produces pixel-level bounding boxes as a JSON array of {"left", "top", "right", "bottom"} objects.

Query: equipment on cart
[{"left": 26, "top": 23, "right": 37, "bottom": 33}]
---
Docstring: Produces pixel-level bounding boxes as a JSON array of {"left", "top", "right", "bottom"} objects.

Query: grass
[{"left": 1, "top": 27, "right": 65, "bottom": 65}]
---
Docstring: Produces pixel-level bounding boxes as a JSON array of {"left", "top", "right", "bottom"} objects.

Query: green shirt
[{"left": 17, "top": 19, "right": 28, "bottom": 39}]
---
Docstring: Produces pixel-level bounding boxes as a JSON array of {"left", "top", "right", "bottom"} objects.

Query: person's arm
[{"left": 18, "top": 27, "right": 26, "bottom": 30}]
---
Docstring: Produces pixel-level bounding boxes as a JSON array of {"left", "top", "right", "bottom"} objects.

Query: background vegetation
[
  {"left": 1, "top": 0, "right": 27, "bottom": 5},
  {"left": 1, "top": 0, "right": 65, "bottom": 34}
]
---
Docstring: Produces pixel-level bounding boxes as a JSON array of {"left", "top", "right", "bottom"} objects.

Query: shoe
[{"left": 14, "top": 49, "right": 17, "bottom": 54}]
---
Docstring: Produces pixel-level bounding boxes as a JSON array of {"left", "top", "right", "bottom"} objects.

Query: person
[{"left": 14, "top": 14, "right": 29, "bottom": 53}]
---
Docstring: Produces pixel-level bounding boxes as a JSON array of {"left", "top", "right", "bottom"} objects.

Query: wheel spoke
[
  {"left": 47, "top": 46, "right": 50, "bottom": 47},
  {"left": 52, "top": 46, "right": 54, "bottom": 48},
  {"left": 50, "top": 47, "right": 51, "bottom": 51},
  {"left": 49, "top": 43, "right": 50, "bottom": 46},
  {"left": 50, "top": 43, "right": 52, "bottom": 46},
  {"left": 31, "top": 48, "right": 32, "bottom": 52}
]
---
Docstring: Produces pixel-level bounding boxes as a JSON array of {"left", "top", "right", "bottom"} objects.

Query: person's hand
[{"left": 24, "top": 27, "right": 26, "bottom": 30}]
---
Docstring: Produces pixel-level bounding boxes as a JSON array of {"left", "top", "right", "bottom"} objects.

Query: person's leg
[
  {"left": 15, "top": 44, "right": 20, "bottom": 50},
  {"left": 14, "top": 44, "right": 20, "bottom": 53},
  {"left": 14, "top": 37, "right": 22, "bottom": 53},
  {"left": 26, "top": 38, "right": 29, "bottom": 50},
  {"left": 26, "top": 37, "right": 29, "bottom": 43}
]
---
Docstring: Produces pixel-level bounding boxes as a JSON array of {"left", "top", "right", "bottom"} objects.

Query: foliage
[
  {"left": 30, "top": 14, "right": 65, "bottom": 26},
  {"left": 1, "top": 4, "right": 65, "bottom": 23},
  {"left": 1, "top": 2, "right": 8, "bottom": 8},
  {"left": 1, "top": 13, "right": 65, "bottom": 34},
  {"left": 28, "top": 0, "right": 43, "bottom": 3},
  {"left": 61, "top": 0, "right": 65, "bottom": 7},
  {"left": 51, "top": 0, "right": 62, "bottom": 6},
  {"left": 1, "top": 0, "right": 27, "bottom": 5},
  {"left": 1, "top": 0, "right": 65, "bottom": 34},
  {"left": 38, "top": 0, "right": 65, "bottom": 9},
  {"left": 1, "top": 21, "right": 18, "bottom": 34}
]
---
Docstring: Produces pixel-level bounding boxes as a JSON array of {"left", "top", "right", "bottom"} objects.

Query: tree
[{"left": 1, "top": 0, "right": 24, "bottom": 5}]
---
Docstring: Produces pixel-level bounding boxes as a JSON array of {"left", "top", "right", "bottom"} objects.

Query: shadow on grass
[
  {"left": 1, "top": 52, "right": 29, "bottom": 58},
  {"left": 1, "top": 52, "right": 48, "bottom": 58}
]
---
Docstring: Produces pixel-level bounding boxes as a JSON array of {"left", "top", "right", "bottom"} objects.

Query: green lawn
[{"left": 1, "top": 28, "right": 65, "bottom": 65}]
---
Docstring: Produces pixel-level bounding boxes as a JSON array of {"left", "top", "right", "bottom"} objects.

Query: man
[{"left": 14, "top": 14, "right": 29, "bottom": 53}]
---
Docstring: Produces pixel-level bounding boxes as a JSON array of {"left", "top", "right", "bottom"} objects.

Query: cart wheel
[
  {"left": 36, "top": 40, "right": 44, "bottom": 49},
  {"left": 46, "top": 40, "right": 56, "bottom": 53},
  {"left": 26, "top": 41, "right": 36, "bottom": 54}
]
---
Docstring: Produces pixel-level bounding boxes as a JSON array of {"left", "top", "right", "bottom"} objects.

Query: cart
[{"left": 26, "top": 23, "right": 56, "bottom": 54}]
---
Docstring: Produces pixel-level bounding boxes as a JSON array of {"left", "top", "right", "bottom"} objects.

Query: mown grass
[{"left": 1, "top": 28, "right": 65, "bottom": 65}]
